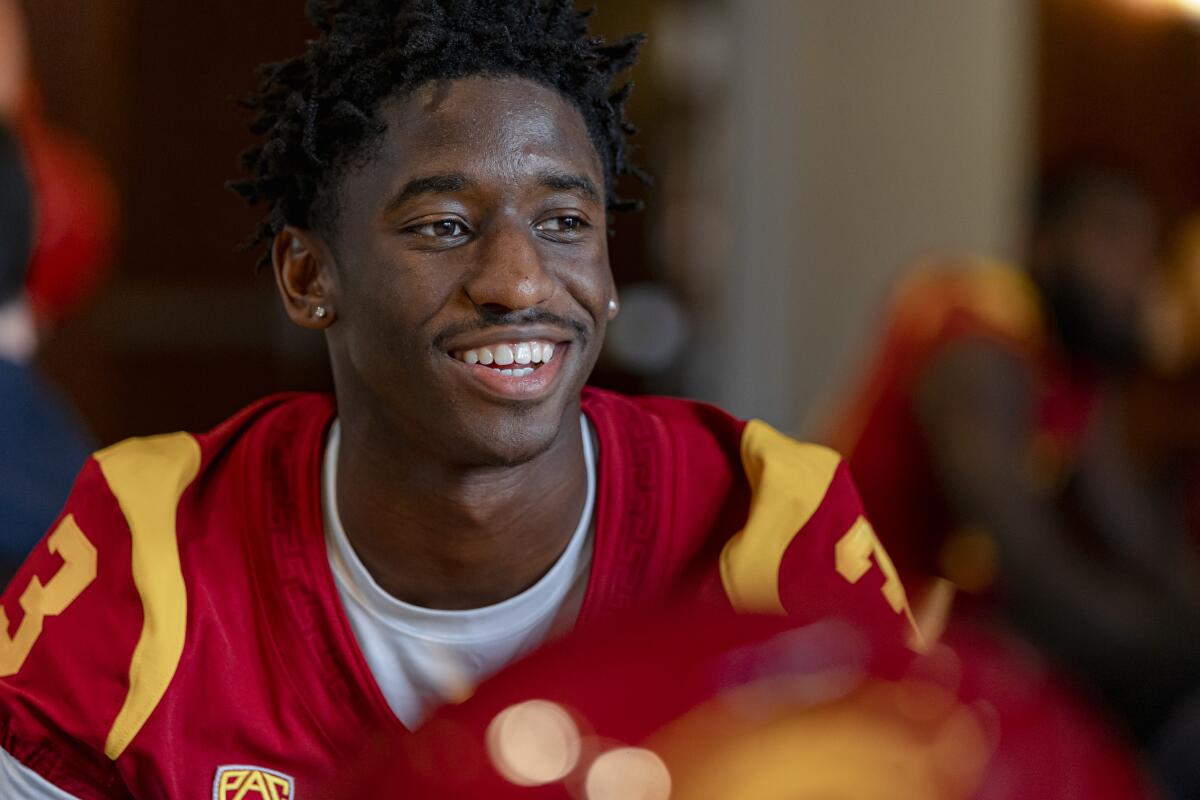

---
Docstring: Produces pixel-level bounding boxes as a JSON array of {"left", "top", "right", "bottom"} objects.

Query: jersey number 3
[
  {"left": 0, "top": 515, "right": 97, "bottom": 676},
  {"left": 835, "top": 517, "right": 907, "bottom": 615}
]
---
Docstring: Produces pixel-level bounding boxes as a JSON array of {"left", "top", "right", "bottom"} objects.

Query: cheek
[
  {"left": 335, "top": 253, "right": 448, "bottom": 360},
  {"left": 555, "top": 238, "right": 613, "bottom": 317}
]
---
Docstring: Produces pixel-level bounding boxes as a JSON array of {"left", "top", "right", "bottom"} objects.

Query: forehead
[{"left": 353, "top": 76, "right": 602, "bottom": 193}]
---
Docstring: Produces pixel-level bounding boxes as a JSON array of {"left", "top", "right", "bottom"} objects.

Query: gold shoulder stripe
[
  {"left": 719, "top": 420, "right": 842, "bottom": 614},
  {"left": 95, "top": 433, "right": 200, "bottom": 760}
]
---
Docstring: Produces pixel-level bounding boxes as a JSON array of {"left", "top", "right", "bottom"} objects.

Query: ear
[{"left": 272, "top": 227, "right": 336, "bottom": 329}]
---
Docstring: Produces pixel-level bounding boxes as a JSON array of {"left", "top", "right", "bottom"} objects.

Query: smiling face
[{"left": 276, "top": 76, "right": 615, "bottom": 466}]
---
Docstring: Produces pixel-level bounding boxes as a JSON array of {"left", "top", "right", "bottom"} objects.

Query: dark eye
[
  {"left": 409, "top": 219, "right": 469, "bottom": 238},
  {"left": 536, "top": 216, "right": 588, "bottom": 234}
]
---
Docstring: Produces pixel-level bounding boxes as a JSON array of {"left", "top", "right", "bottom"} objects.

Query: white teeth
[
  {"left": 454, "top": 341, "right": 558, "bottom": 366},
  {"left": 499, "top": 367, "right": 534, "bottom": 377}
]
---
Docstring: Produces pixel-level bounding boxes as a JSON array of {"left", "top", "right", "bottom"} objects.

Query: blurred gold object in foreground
[{"left": 653, "top": 677, "right": 992, "bottom": 800}]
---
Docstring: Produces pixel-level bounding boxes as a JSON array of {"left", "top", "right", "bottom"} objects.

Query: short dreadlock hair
[{"left": 230, "top": 0, "right": 646, "bottom": 266}]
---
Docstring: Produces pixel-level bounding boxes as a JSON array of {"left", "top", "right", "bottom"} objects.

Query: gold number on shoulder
[
  {"left": 0, "top": 515, "right": 98, "bottom": 676},
  {"left": 835, "top": 517, "right": 907, "bottom": 614}
]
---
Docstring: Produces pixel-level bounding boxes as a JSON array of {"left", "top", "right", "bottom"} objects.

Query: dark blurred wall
[
  {"left": 1038, "top": 0, "right": 1200, "bottom": 231},
  {"left": 24, "top": 1, "right": 324, "bottom": 443}
]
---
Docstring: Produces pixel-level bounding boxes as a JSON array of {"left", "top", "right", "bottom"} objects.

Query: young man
[{"left": 0, "top": 3, "right": 913, "bottom": 797}]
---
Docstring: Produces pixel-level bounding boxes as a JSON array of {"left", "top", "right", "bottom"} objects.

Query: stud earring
[
  {"left": 314, "top": 306, "right": 328, "bottom": 319},
  {"left": 608, "top": 299, "right": 618, "bottom": 314}
]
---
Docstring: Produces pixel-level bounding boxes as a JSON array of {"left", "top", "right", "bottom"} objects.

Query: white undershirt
[
  {"left": 324, "top": 416, "right": 596, "bottom": 729},
  {"left": 0, "top": 417, "right": 597, "bottom": 798},
  {"left": 0, "top": 750, "right": 76, "bottom": 799}
]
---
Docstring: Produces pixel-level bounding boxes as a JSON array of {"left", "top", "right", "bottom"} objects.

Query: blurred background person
[
  {"left": 1120, "top": 209, "right": 1200, "bottom": 797},
  {"left": 0, "top": 122, "right": 94, "bottom": 587},
  {"left": 0, "top": 0, "right": 116, "bottom": 587},
  {"left": 1, "top": 0, "right": 116, "bottom": 329},
  {"left": 826, "top": 168, "right": 1200, "bottom": 754}
]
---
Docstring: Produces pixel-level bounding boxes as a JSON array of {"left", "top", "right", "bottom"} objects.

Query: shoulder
[
  {"left": 584, "top": 390, "right": 918, "bottom": 642},
  {"left": 717, "top": 419, "right": 857, "bottom": 612},
  {"left": 891, "top": 258, "right": 1044, "bottom": 352},
  {"left": 199, "top": 391, "right": 334, "bottom": 455},
  {"left": 717, "top": 420, "right": 921, "bottom": 646},
  {"left": 583, "top": 388, "right": 749, "bottom": 535},
  {"left": 0, "top": 392, "right": 332, "bottom": 795},
  {"left": 582, "top": 387, "right": 746, "bottom": 455},
  {"left": 827, "top": 259, "right": 1042, "bottom": 455},
  {"left": 583, "top": 389, "right": 859, "bottom": 548},
  {"left": 584, "top": 391, "right": 847, "bottom": 511}
]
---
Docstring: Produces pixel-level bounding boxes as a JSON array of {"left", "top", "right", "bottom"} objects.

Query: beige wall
[{"left": 687, "top": 0, "right": 1034, "bottom": 434}]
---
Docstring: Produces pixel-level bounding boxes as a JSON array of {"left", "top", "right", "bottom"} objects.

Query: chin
[
  {"left": 447, "top": 402, "right": 572, "bottom": 468},
  {"left": 475, "top": 426, "right": 562, "bottom": 468}
]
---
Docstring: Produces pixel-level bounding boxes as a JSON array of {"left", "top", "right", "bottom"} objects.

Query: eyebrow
[
  {"left": 538, "top": 171, "right": 601, "bottom": 204},
  {"left": 385, "top": 172, "right": 474, "bottom": 213},
  {"left": 384, "top": 170, "right": 601, "bottom": 213}
]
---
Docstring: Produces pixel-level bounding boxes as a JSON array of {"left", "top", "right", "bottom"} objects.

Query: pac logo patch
[{"left": 213, "top": 765, "right": 295, "bottom": 800}]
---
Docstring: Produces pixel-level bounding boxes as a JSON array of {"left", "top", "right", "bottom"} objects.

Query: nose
[{"left": 464, "top": 218, "right": 555, "bottom": 314}]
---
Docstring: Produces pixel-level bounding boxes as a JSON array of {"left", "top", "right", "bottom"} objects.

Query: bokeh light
[
  {"left": 585, "top": 747, "right": 672, "bottom": 800},
  {"left": 485, "top": 700, "right": 582, "bottom": 787},
  {"left": 1120, "top": 0, "right": 1200, "bottom": 19}
]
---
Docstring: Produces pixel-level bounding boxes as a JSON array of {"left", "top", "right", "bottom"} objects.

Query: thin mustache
[{"left": 432, "top": 308, "right": 589, "bottom": 350}]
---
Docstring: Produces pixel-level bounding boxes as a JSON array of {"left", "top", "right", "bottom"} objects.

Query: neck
[{"left": 333, "top": 408, "right": 591, "bottom": 610}]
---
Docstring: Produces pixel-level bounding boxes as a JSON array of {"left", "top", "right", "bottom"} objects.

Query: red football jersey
[{"left": 0, "top": 388, "right": 914, "bottom": 799}]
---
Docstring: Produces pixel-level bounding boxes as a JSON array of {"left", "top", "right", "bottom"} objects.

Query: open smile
[{"left": 447, "top": 338, "right": 570, "bottom": 400}]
